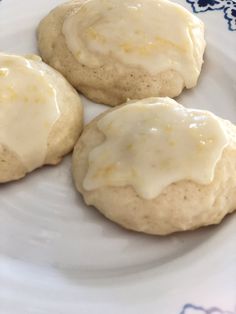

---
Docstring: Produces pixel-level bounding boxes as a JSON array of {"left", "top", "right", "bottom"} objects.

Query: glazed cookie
[
  {"left": 38, "top": 0, "right": 206, "bottom": 106},
  {"left": 73, "top": 97, "right": 236, "bottom": 235},
  {"left": 0, "top": 53, "right": 83, "bottom": 183}
]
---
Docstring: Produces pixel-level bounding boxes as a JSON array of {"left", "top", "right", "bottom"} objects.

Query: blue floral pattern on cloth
[
  {"left": 180, "top": 303, "right": 236, "bottom": 314},
  {"left": 186, "top": 0, "right": 236, "bottom": 31}
]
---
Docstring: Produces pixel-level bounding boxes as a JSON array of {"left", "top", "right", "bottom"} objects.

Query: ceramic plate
[{"left": 0, "top": 1, "right": 236, "bottom": 313}]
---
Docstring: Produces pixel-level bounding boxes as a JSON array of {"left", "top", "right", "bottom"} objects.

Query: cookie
[
  {"left": 0, "top": 53, "right": 83, "bottom": 183},
  {"left": 72, "top": 97, "right": 236, "bottom": 235},
  {"left": 38, "top": 0, "right": 206, "bottom": 106}
]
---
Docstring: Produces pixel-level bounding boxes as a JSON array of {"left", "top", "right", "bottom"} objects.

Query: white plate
[{"left": 0, "top": 1, "right": 236, "bottom": 313}]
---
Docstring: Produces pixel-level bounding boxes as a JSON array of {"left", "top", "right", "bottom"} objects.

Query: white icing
[
  {"left": 62, "top": 0, "right": 205, "bottom": 88},
  {"left": 83, "top": 97, "right": 228, "bottom": 199},
  {"left": 0, "top": 53, "right": 60, "bottom": 171}
]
